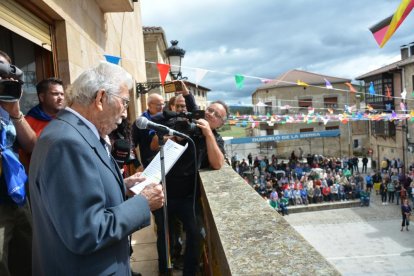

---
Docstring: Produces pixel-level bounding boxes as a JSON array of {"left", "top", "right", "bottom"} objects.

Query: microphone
[
  {"left": 136, "top": 116, "right": 188, "bottom": 139},
  {"left": 111, "top": 139, "right": 130, "bottom": 168}
]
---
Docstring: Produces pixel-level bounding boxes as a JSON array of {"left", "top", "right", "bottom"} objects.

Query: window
[
  {"left": 298, "top": 98, "right": 312, "bottom": 113},
  {"left": 371, "top": 121, "right": 396, "bottom": 137},
  {"left": 325, "top": 126, "right": 339, "bottom": 130},
  {"left": 298, "top": 98, "right": 312, "bottom": 108},
  {"left": 365, "top": 74, "right": 393, "bottom": 105},
  {"left": 324, "top": 97, "right": 338, "bottom": 108},
  {"left": 265, "top": 101, "right": 272, "bottom": 114},
  {"left": 353, "top": 139, "right": 359, "bottom": 148},
  {"left": 300, "top": 128, "right": 313, "bottom": 132}
]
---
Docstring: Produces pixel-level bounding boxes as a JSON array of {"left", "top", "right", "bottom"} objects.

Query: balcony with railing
[{"left": 131, "top": 165, "right": 339, "bottom": 275}]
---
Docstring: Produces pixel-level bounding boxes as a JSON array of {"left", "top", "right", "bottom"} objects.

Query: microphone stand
[{"left": 157, "top": 132, "right": 173, "bottom": 275}]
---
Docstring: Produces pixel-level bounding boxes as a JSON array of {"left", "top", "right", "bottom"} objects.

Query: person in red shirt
[{"left": 19, "top": 78, "right": 65, "bottom": 171}]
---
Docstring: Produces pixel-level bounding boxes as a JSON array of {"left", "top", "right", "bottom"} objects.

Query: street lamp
[
  {"left": 165, "top": 40, "right": 186, "bottom": 80},
  {"left": 136, "top": 40, "right": 186, "bottom": 95}
]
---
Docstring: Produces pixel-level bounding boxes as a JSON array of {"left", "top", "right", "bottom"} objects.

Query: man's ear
[
  {"left": 38, "top": 93, "right": 45, "bottom": 104},
  {"left": 95, "top": 89, "right": 105, "bottom": 111}
]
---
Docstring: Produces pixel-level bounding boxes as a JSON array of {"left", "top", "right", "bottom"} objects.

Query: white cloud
[{"left": 141, "top": 0, "right": 414, "bottom": 105}]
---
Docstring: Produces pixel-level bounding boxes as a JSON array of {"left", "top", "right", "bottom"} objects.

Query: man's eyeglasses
[
  {"left": 206, "top": 107, "right": 225, "bottom": 123},
  {"left": 175, "top": 104, "right": 187, "bottom": 109},
  {"left": 150, "top": 102, "right": 165, "bottom": 108},
  {"left": 106, "top": 91, "right": 129, "bottom": 109}
]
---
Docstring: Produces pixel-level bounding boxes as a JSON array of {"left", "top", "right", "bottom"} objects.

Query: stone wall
[{"left": 199, "top": 165, "right": 340, "bottom": 275}]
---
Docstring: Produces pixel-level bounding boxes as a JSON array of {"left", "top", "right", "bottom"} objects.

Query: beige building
[
  {"left": 184, "top": 81, "right": 210, "bottom": 110},
  {"left": 0, "top": 0, "right": 146, "bottom": 119},
  {"left": 251, "top": 69, "right": 368, "bottom": 158},
  {"left": 142, "top": 26, "right": 209, "bottom": 110},
  {"left": 356, "top": 43, "right": 414, "bottom": 169}
]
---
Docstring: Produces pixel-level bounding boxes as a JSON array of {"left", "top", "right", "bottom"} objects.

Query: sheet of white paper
[{"left": 130, "top": 139, "right": 188, "bottom": 194}]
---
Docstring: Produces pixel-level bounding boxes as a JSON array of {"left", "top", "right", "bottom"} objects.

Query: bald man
[{"left": 131, "top": 93, "right": 165, "bottom": 168}]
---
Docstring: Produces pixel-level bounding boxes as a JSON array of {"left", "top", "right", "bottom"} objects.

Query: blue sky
[{"left": 140, "top": 0, "right": 414, "bottom": 105}]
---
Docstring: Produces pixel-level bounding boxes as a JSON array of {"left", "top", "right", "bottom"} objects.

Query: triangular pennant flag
[
  {"left": 104, "top": 54, "right": 121, "bottom": 65},
  {"left": 261, "top": 79, "right": 272, "bottom": 84},
  {"left": 324, "top": 78, "right": 333, "bottom": 89},
  {"left": 195, "top": 68, "right": 208, "bottom": 87},
  {"left": 156, "top": 63, "right": 170, "bottom": 86},
  {"left": 369, "top": 82, "right": 376, "bottom": 95},
  {"left": 297, "top": 80, "right": 309, "bottom": 88},
  {"left": 401, "top": 88, "right": 407, "bottom": 99},
  {"left": 235, "top": 74, "right": 245, "bottom": 89},
  {"left": 345, "top": 82, "right": 357, "bottom": 93},
  {"left": 400, "top": 101, "right": 407, "bottom": 111},
  {"left": 308, "top": 107, "right": 314, "bottom": 115},
  {"left": 385, "top": 103, "right": 392, "bottom": 111}
]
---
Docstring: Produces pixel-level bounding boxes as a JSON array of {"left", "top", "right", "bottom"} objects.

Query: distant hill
[{"left": 228, "top": 105, "right": 253, "bottom": 115}]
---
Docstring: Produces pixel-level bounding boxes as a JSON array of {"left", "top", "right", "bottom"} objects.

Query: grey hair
[{"left": 66, "top": 61, "right": 133, "bottom": 106}]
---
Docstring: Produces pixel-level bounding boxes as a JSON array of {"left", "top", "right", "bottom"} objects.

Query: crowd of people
[
  {"left": 0, "top": 49, "right": 228, "bottom": 276},
  {"left": 231, "top": 152, "right": 414, "bottom": 221}
]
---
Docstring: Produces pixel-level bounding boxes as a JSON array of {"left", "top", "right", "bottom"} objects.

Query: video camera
[
  {"left": 163, "top": 110, "right": 205, "bottom": 137},
  {"left": 0, "top": 62, "right": 24, "bottom": 102}
]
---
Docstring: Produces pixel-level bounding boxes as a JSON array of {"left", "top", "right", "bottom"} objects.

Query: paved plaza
[{"left": 284, "top": 194, "right": 414, "bottom": 276}]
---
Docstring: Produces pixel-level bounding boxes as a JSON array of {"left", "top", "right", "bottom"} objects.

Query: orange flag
[
  {"left": 345, "top": 82, "right": 357, "bottom": 93},
  {"left": 156, "top": 63, "right": 170, "bottom": 86}
]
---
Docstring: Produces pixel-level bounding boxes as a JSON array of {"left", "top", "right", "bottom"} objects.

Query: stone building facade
[
  {"left": 0, "top": 0, "right": 146, "bottom": 119},
  {"left": 356, "top": 43, "right": 414, "bottom": 169},
  {"left": 251, "top": 69, "right": 368, "bottom": 158}
]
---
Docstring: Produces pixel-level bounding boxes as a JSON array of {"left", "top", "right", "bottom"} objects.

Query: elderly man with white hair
[{"left": 29, "top": 62, "right": 164, "bottom": 276}]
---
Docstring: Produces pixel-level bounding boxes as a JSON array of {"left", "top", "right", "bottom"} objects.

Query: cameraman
[
  {"left": 152, "top": 100, "right": 227, "bottom": 275},
  {"left": 0, "top": 50, "right": 37, "bottom": 276}
]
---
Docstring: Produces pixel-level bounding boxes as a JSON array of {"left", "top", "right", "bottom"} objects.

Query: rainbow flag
[{"left": 370, "top": 0, "right": 414, "bottom": 47}]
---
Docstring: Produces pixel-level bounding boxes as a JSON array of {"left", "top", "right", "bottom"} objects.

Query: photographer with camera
[
  {"left": 150, "top": 98, "right": 227, "bottom": 275},
  {"left": 0, "top": 50, "right": 37, "bottom": 276}
]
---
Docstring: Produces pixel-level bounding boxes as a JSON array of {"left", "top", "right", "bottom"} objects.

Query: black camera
[
  {"left": 163, "top": 110, "right": 206, "bottom": 137},
  {"left": 0, "top": 62, "right": 24, "bottom": 101}
]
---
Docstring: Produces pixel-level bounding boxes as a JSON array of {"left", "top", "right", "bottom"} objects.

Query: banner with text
[{"left": 228, "top": 130, "right": 340, "bottom": 144}]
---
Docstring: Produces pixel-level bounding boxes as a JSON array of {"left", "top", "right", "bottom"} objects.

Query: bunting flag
[
  {"left": 324, "top": 78, "right": 333, "bottom": 89},
  {"left": 308, "top": 107, "right": 315, "bottom": 115},
  {"left": 369, "top": 82, "right": 376, "bottom": 95},
  {"left": 370, "top": 0, "right": 414, "bottom": 47},
  {"left": 400, "top": 101, "right": 407, "bottom": 111},
  {"left": 261, "top": 79, "right": 273, "bottom": 84},
  {"left": 297, "top": 80, "right": 309, "bottom": 88},
  {"left": 401, "top": 88, "right": 407, "bottom": 99},
  {"left": 386, "top": 85, "right": 392, "bottom": 99},
  {"left": 235, "top": 74, "right": 245, "bottom": 89},
  {"left": 104, "top": 54, "right": 121, "bottom": 65},
  {"left": 156, "top": 63, "right": 170, "bottom": 86},
  {"left": 195, "top": 68, "right": 208, "bottom": 87},
  {"left": 385, "top": 103, "right": 392, "bottom": 111},
  {"left": 345, "top": 82, "right": 357, "bottom": 93}
]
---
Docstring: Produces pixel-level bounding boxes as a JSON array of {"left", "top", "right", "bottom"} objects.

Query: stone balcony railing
[{"left": 199, "top": 165, "right": 340, "bottom": 275}]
